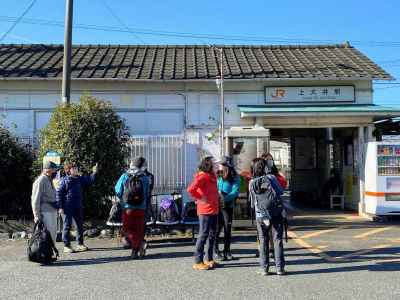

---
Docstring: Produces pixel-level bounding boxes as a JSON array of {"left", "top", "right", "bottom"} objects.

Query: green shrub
[
  {"left": 36, "top": 96, "right": 129, "bottom": 218},
  {"left": 0, "top": 123, "right": 33, "bottom": 217}
]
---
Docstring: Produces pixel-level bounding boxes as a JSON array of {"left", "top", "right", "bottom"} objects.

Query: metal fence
[{"left": 126, "top": 135, "right": 189, "bottom": 194}]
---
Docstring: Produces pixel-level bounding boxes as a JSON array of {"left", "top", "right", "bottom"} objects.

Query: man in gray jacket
[{"left": 31, "top": 161, "right": 58, "bottom": 243}]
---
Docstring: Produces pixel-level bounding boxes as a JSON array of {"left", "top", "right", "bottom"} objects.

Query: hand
[
  {"left": 34, "top": 216, "right": 40, "bottom": 223},
  {"left": 58, "top": 209, "right": 64, "bottom": 215}
]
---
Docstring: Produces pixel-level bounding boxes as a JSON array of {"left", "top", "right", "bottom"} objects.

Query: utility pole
[
  {"left": 217, "top": 47, "right": 225, "bottom": 159},
  {"left": 61, "top": 0, "right": 73, "bottom": 104}
]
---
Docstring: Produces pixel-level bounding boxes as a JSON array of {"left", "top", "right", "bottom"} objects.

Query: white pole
[{"left": 220, "top": 48, "right": 225, "bottom": 159}]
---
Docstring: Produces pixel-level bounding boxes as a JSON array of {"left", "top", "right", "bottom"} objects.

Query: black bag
[
  {"left": 182, "top": 201, "right": 198, "bottom": 222},
  {"left": 107, "top": 201, "right": 123, "bottom": 226},
  {"left": 123, "top": 174, "right": 145, "bottom": 206},
  {"left": 27, "top": 221, "right": 59, "bottom": 264}
]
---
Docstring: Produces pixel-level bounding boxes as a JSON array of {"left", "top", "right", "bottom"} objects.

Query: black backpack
[
  {"left": 252, "top": 176, "right": 283, "bottom": 218},
  {"left": 27, "top": 221, "right": 59, "bottom": 264},
  {"left": 123, "top": 174, "right": 145, "bottom": 206},
  {"left": 182, "top": 201, "right": 198, "bottom": 222}
]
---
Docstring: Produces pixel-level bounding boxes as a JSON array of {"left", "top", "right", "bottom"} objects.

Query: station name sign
[{"left": 265, "top": 85, "right": 355, "bottom": 103}]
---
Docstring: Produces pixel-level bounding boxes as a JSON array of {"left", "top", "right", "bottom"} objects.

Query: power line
[
  {"left": 0, "top": 1, "right": 37, "bottom": 43},
  {"left": 2, "top": 15, "right": 400, "bottom": 47},
  {"left": 101, "top": 0, "right": 145, "bottom": 44}
]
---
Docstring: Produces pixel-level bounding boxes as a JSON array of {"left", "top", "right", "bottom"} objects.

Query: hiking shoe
[
  {"left": 225, "top": 251, "right": 234, "bottom": 261},
  {"left": 256, "top": 269, "right": 269, "bottom": 276},
  {"left": 139, "top": 241, "right": 147, "bottom": 258},
  {"left": 205, "top": 260, "right": 219, "bottom": 269},
  {"left": 131, "top": 250, "right": 139, "bottom": 260},
  {"left": 63, "top": 246, "right": 74, "bottom": 254},
  {"left": 215, "top": 251, "right": 226, "bottom": 261},
  {"left": 192, "top": 263, "right": 210, "bottom": 271},
  {"left": 277, "top": 270, "right": 286, "bottom": 276},
  {"left": 75, "top": 244, "right": 89, "bottom": 252}
]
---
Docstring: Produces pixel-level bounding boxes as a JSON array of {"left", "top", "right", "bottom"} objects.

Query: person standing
[
  {"left": 249, "top": 158, "right": 286, "bottom": 276},
  {"left": 57, "top": 162, "right": 97, "bottom": 253},
  {"left": 31, "top": 161, "right": 59, "bottom": 243},
  {"left": 187, "top": 156, "right": 220, "bottom": 271},
  {"left": 215, "top": 158, "right": 240, "bottom": 261},
  {"left": 115, "top": 157, "right": 150, "bottom": 259}
]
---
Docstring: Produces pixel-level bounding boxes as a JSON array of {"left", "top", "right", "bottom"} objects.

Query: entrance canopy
[{"left": 238, "top": 104, "right": 400, "bottom": 128}]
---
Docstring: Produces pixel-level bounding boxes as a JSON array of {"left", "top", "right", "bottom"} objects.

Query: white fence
[{"left": 127, "top": 134, "right": 199, "bottom": 194}]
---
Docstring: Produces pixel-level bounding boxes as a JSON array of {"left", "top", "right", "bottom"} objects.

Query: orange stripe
[{"left": 365, "top": 191, "right": 400, "bottom": 196}]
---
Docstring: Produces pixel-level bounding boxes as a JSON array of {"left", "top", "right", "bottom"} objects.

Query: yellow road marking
[
  {"left": 354, "top": 227, "right": 393, "bottom": 239},
  {"left": 337, "top": 244, "right": 393, "bottom": 259},
  {"left": 287, "top": 231, "right": 339, "bottom": 262},
  {"left": 300, "top": 226, "right": 349, "bottom": 239},
  {"left": 316, "top": 245, "right": 329, "bottom": 249}
]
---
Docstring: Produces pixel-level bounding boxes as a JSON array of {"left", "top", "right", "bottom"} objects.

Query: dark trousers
[
  {"left": 194, "top": 214, "right": 218, "bottom": 264},
  {"left": 256, "top": 217, "right": 285, "bottom": 271},
  {"left": 215, "top": 207, "right": 233, "bottom": 253},
  {"left": 63, "top": 208, "right": 84, "bottom": 247}
]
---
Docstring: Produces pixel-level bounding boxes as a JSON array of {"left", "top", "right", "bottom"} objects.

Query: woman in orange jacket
[{"left": 187, "top": 156, "right": 220, "bottom": 271}]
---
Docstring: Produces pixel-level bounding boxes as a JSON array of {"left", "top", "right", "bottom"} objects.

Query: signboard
[{"left": 265, "top": 86, "right": 355, "bottom": 103}]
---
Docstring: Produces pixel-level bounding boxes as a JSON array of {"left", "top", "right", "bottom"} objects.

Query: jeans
[
  {"left": 63, "top": 208, "right": 84, "bottom": 247},
  {"left": 194, "top": 214, "right": 218, "bottom": 264},
  {"left": 256, "top": 217, "right": 285, "bottom": 271},
  {"left": 215, "top": 207, "right": 233, "bottom": 253}
]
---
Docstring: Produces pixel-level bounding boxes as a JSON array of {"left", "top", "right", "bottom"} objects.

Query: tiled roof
[{"left": 0, "top": 44, "right": 393, "bottom": 80}]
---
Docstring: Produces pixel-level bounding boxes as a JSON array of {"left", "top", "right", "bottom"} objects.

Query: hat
[
  {"left": 220, "top": 156, "right": 234, "bottom": 168},
  {"left": 43, "top": 161, "right": 58, "bottom": 170},
  {"left": 130, "top": 157, "right": 147, "bottom": 169}
]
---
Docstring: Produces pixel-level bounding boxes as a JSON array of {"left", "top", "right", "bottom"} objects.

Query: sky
[{"left": 0, "top": 0, "right": 399, "bottom": 106}]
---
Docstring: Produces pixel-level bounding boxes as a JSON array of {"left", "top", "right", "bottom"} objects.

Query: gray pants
[{"left": 256, "top": 218, "right": 285, "bottom": 271}]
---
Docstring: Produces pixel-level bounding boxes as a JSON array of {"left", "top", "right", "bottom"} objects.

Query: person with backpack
[
  {"left": 56, "top": 162, "right": 98, "bottom": 253},
  {"left": 249, "top": 158, "right": 286, "bottom": 276},
  {"left": 215, "top": 157, "right": 240, "bottom": 261},
  {"left": 31, "top": 161, "right": 59, "bottom": 244},
  {"left": 115, "top": 157, "right": 150, "bottom": 259},
  {"left": 187, "top": 156, "right": 219, "bottom": 271}
]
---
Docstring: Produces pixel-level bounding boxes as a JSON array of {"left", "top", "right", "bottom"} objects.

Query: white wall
[{"left": 0, "top": 78, "right": 374, "bottom": 138}]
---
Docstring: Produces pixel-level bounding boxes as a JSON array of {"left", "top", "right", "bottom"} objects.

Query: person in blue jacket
[
  {"left": 57, "top": 162, "right": 97, "bottom": 253},
  {"left": 115, "top": 157, "right": 150, "bottom": 259},
  {"left": 215, "top": 157, "right": 240, "bottom": 261}
]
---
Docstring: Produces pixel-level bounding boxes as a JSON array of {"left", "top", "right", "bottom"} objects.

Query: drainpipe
[{"left": 176, "top": 92, "right": 188, "bottom": 188}]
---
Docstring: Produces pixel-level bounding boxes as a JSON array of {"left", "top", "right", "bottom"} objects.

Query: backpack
[
  {"left": 182, "top": 201, "right": 198, "bottom": 222},
  {"left": 123, "top": 174, "right": 145, "bottom": 206},
  {"left": 252, "top": 176, "right": 283, "bottom": 218},
  {"left": 27, "top": 221, "right": 59, "bottom": 264},
  {"left": 158, "top": 196, "right": 179, "bottom": 223}
]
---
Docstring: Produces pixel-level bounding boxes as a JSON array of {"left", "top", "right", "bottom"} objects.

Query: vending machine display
[{"left": 377, "top": 145, "right": 400, "bottom": 176}]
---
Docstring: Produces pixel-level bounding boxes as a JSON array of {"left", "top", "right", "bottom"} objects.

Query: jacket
[
  {"left": 187, "top": 171, "right": 219, "bottom": 215},
  {"left": 249, "top": 174, "right": 283, "bottom": 220},
  {"left": 217, "top": 176, "right": 240, "bottom": 208},
  {"left": 56, "top": 174, "right": 95, "bottom": 213},
  {"left": 31, "top": 174, "right": 57, "bottom": 220},
  {"left": 114, "top": 169, "right": 150, "bottom": 210}
]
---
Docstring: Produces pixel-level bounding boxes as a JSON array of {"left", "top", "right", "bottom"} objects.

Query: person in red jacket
[{"left": 187, "top": 156, "right": 220, "bottom": 271}]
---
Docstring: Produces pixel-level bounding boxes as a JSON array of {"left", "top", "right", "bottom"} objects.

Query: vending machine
[{"left": 365, "top": 141, "right": 400, "bottom": 216}]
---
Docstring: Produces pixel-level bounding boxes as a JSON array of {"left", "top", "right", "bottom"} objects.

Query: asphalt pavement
[{"left": 1, "top": 211, "right": 400, "bottom": 300}]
